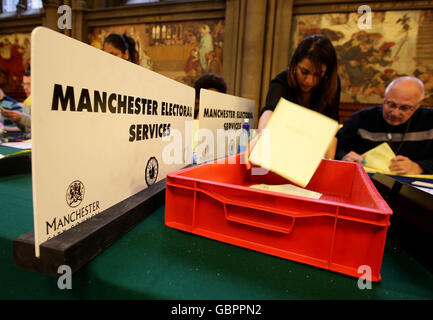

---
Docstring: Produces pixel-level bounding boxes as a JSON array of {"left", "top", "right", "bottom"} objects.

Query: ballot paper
[
  {"left": 362, "top": 143, "right": 433, "bottom": 178},
  {"left": 250, "top": 183, "right": 322, "bottom": 199},
  {"left": 412, "top": 180, "right": 433, "bottom": 189},
  {"left": 363, "top": 142, "right": 395, "bottom": 173},
  {"left": 248, "top": 98, "right": 339, "bottom": 188}
]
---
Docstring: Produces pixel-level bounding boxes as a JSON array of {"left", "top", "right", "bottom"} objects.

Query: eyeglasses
[{"left": 384, "top": 100, "right": 416, "bottom": 112}]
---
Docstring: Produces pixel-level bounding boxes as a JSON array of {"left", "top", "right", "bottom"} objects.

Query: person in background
[
  {"left": 103, "top": 33, "right": 139, "bottom": 64},
  {"left": 191, "top": 73, "right": 228, "bottom": 164},
  {"left": 21, "top": 67, "right": 31, "bottom": 113},
  {"left": 245, "top": 34, "right": 341, "bottom": 167},
  {"left": 0, "top": 68, "right": 31, "bottom": 134},
  {"left": 336, "top": 76, "right": 433, "bottom": 174},
  {"left": 193, "top": 73, "right": 227, "bottom": 119},
  {"left": 0, "top": 89, "right": 23, "bottom": 131}
]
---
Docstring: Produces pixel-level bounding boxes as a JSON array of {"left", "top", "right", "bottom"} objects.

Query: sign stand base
[
  {"left": 13, "top": 179, "right": 166, "bottom": 277},
  {"left": 0, "top": 153, "right": 31, "bottom": 177}
]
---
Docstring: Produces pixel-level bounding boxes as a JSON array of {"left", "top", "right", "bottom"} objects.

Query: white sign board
[
  {"left": 31, "top": 27, "right": 194, "bottom": 256},
  {"left": 196, "top": 89, "right": 256, "bottom": 163}
]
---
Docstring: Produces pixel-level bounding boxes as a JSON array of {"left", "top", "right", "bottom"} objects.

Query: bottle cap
[{"left": 242, "top": 119, "right": 249, "bottom": 130}]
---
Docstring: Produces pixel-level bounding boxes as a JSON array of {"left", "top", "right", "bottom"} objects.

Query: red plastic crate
[{"left": 165, "top": 154, "right": 392, "bottom": 281}]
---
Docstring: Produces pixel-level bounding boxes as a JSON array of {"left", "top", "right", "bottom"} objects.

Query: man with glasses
[{"left": 336, "top": 76, "right": 433, "bottom": 174}]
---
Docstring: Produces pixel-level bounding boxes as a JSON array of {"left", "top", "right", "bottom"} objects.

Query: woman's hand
[
  {"left": 243, "top": 110, "right": 273, "bottom": 169},
  {"left": 243, "top": 134, "right": 260, "bottom": 170},
  {"left": 342, "top": 151, "right": 365, "bottom": 164}
]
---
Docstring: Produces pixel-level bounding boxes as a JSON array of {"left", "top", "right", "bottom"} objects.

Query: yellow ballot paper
[
  {"left": 249, "top": 98, "right": 339, "bottom": 188},
  {"left": 363, "top": 142, "right": 395, "bottom": 174},
  {"left": 362, "top": 143, "right": 433, "bottom": 178},
  {"left": 250, "top": 183, "right": 322, "bottom": 199}
]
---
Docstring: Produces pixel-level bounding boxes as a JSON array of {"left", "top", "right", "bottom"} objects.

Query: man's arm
[
  {"left": 16, "top": 113, "right": 31, "bottom": 133},
  {"left": 335, "top": 112, "right": 363, "bottom": 160},
  {"left": 1, "top": 109, "right": 31, "bottom": 133}
]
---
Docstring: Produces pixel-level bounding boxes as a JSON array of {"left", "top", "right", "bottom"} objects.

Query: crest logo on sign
[
  {"left": 66, "top": 180, "right": 85, "bottom": 208},
  {"left": 145, "top": 157, "right": 159, "bottom": 187}
]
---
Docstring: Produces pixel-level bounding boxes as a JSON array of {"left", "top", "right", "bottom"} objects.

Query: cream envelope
[{"left": 249, "top": 98, "right": 339, "bottom": 188}]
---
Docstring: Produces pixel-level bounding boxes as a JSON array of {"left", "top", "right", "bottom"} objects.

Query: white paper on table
[{"left": 1, "top": 142, "right": 32, "bottom": 149}]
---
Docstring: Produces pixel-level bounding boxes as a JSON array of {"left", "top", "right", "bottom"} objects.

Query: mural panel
[
  {"left": 0, "top": 33, "right": 31, "bottom": 100},
  {"left": 88, "top": 20, "right": 224, "bottom": 87},
  {"left": 292, "top": 10, "right": 433, "bottom": 105}
]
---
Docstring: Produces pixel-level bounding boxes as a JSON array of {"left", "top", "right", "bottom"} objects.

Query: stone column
[
  {"left": 71, "top": 0, "right": 86, "bottom": 41},
  {"left": 42, "top": 0, "right": 62, "bottom": 31},
  {"left": 260, "top": 0, "right": 294, "bottom": 109},
  {"left": 224, "top": 0, "right": 294, "bottom": 122}
]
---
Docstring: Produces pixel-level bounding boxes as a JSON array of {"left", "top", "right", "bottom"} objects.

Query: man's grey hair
[{"left": 384, "top": 76, "right": 425, "bottom": 102}]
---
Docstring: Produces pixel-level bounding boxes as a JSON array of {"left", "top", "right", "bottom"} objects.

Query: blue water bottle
[{"left": 238, "top": 119, "right": 250, "bottom": 153}]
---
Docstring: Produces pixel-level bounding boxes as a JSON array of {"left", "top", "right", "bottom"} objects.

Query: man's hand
[
  {"left": 342, "top": 151, "right": 365, "bottom": 164},
  {"left": 389, "top": 155, "right": 424, "bottom": 175},
  {"left": 0, "top": 88, "right": 5, "bottom": 100},
  {"left": 1, "top": 109, "right": 23, "bottom": 122}
]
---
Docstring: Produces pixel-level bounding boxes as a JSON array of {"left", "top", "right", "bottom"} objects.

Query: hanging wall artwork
[
  {"left": 0, "top": 33, "right": 31, "bottom": 100},
  {"left": 292, "top": 10, "right": 433, "bottom": 105},
  {"left": 88, "top": 20, "right": 224, "bottom": 88}
]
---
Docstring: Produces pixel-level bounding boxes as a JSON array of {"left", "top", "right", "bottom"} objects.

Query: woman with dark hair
[
  {"left": 103, "top": 33, "right": 139, "bottom": 64},
  {"left": 260, "top": 34, "right": 340, "bottom": 127},
  {"left": 245, "top": 34, "right": 340, "bottom": 166}
]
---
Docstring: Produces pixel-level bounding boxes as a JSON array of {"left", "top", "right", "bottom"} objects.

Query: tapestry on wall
[
  {"left": 88, "top": 20, "right": 224, "bottom": 88},
  {"left": 292, "top": 10, "right": 433, "bottom": 105},
  {"left": 0, "top": 33, "right": 31, "bottom": 101}
]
